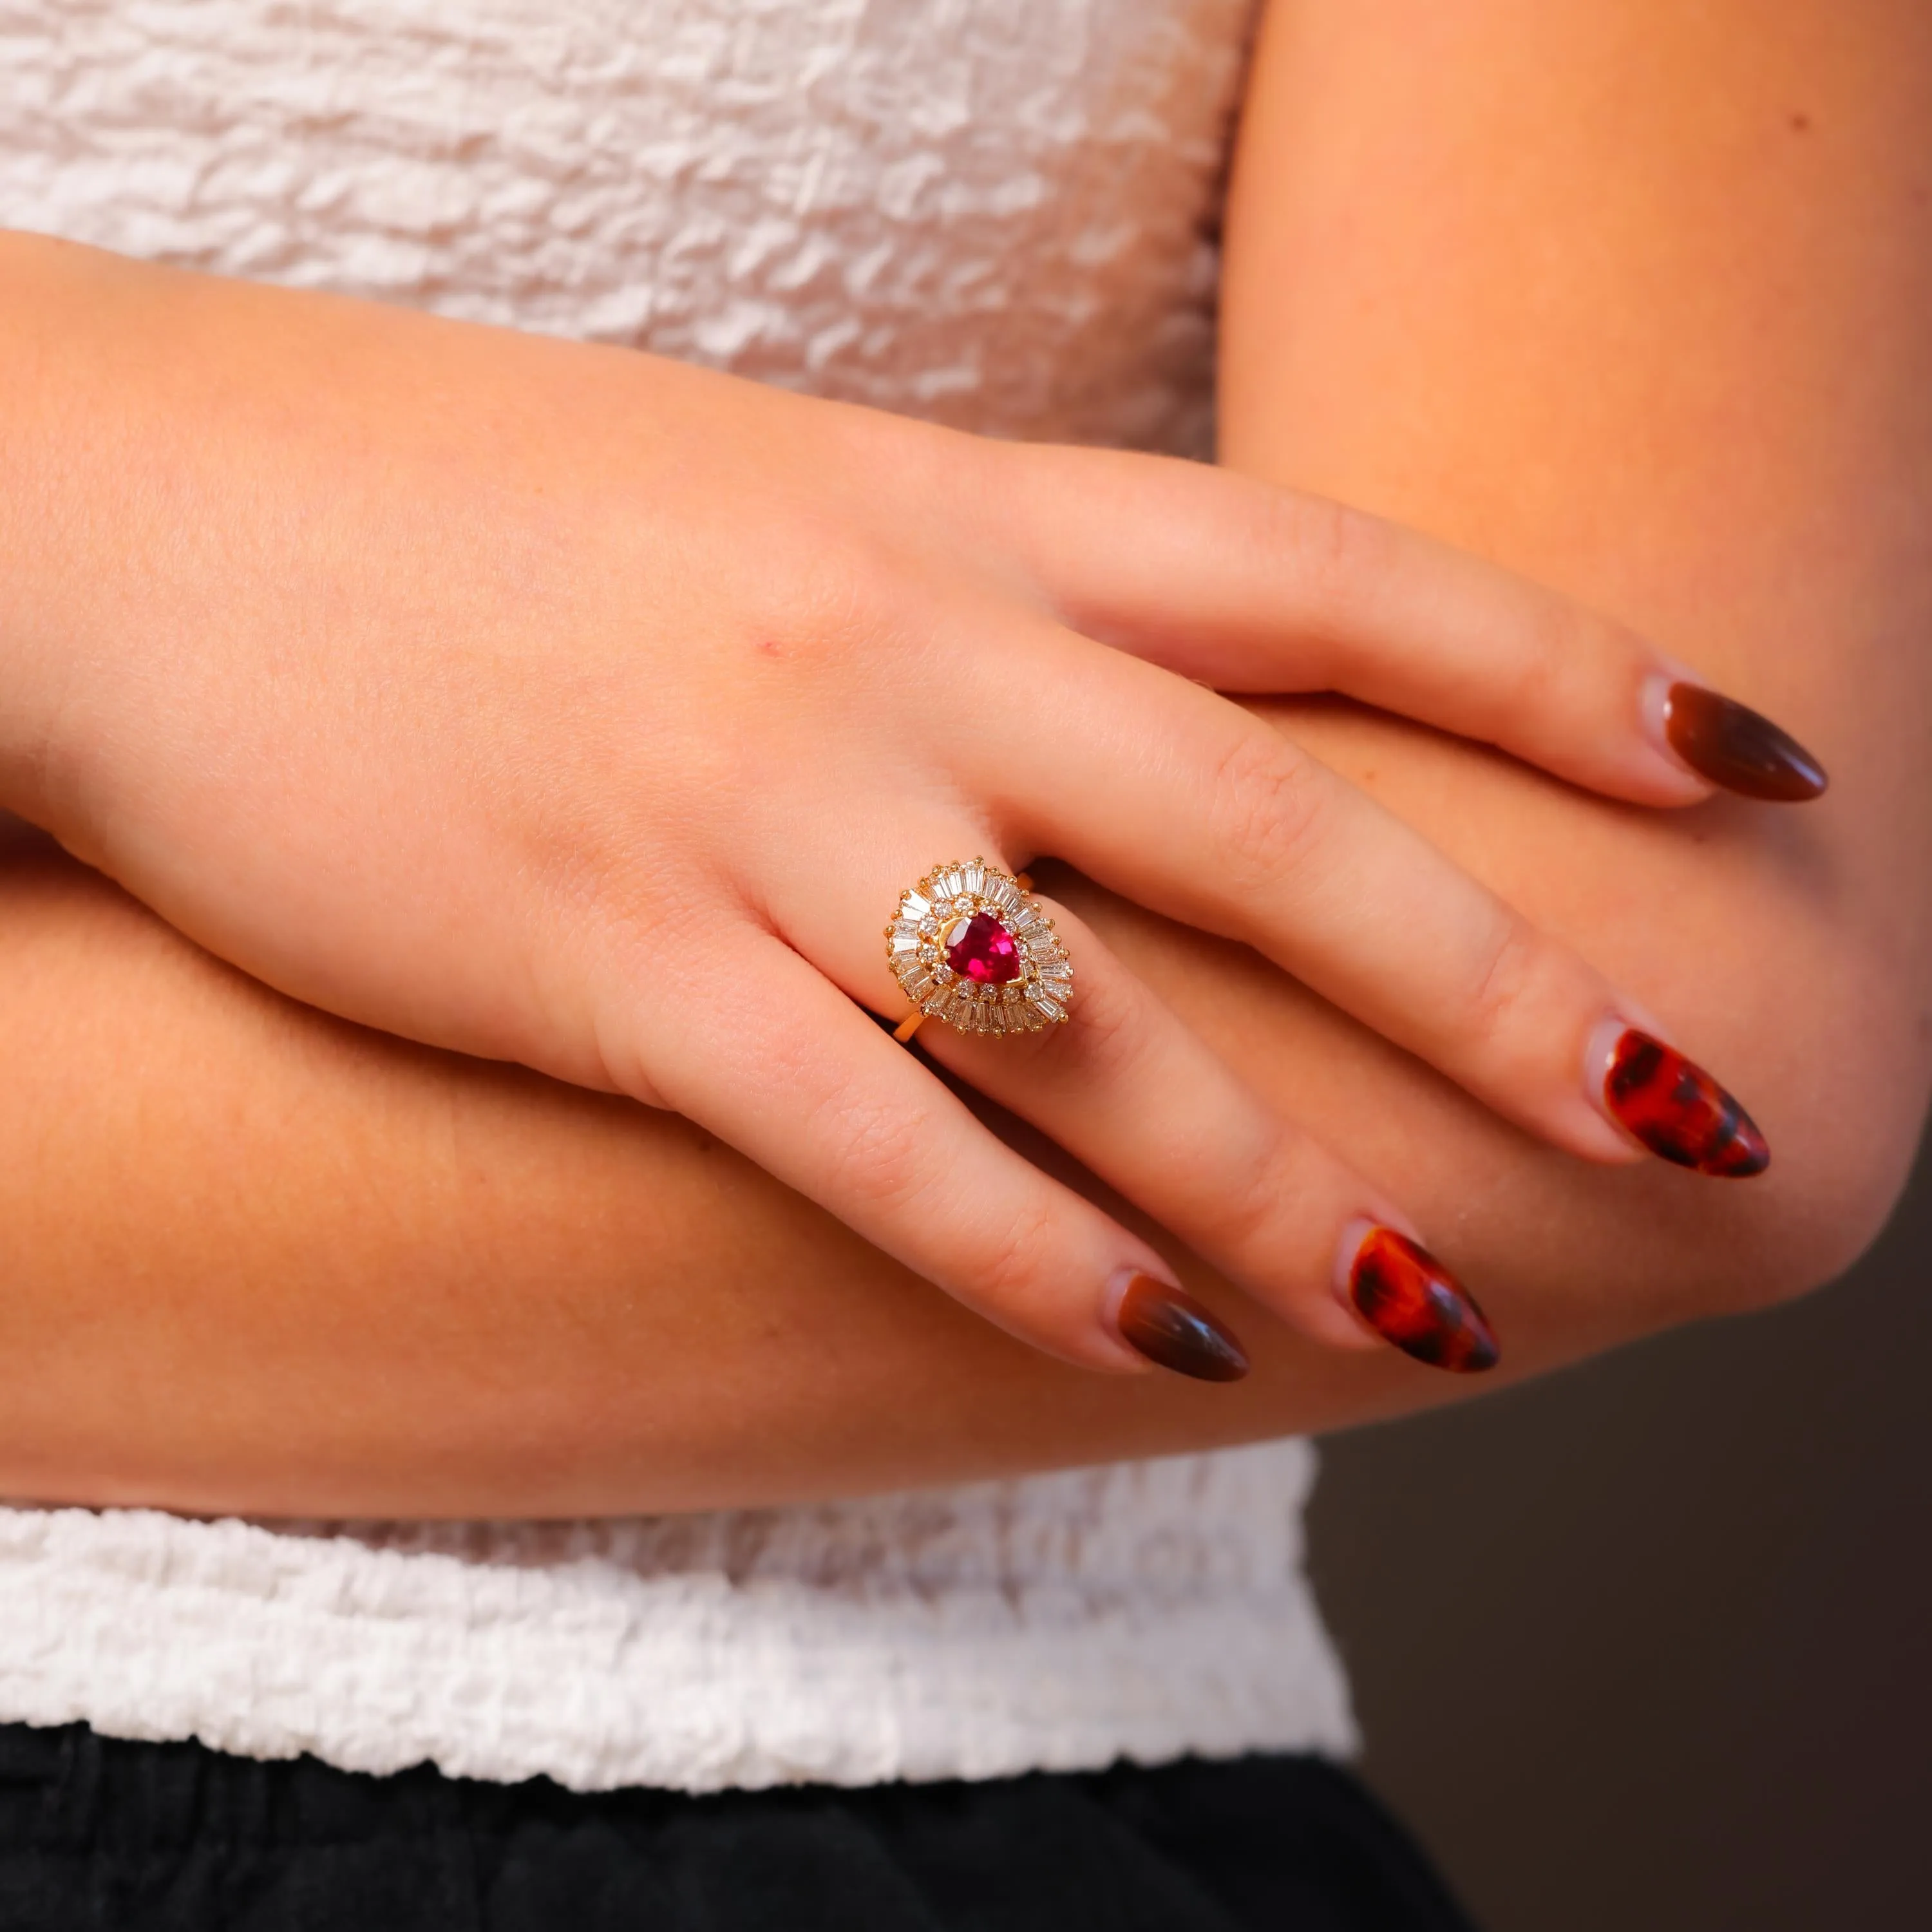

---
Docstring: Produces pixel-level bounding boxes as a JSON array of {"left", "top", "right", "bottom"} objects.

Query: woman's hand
[{"left": 0, "top": 237, "right": 1821, "bottom": 1381}]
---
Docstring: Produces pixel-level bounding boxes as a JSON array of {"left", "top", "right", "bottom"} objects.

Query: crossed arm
[{"left": 1, "top": 0, "right": 1926, "bottom": 1518}]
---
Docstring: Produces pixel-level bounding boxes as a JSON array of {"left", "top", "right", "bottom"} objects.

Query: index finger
[{"left": 993, "top": 446, "right": 1828, "bottom": 806}]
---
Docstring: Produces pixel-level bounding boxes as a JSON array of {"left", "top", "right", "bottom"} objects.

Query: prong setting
[{"left": 884, "top": 857, "right": 1074, "bottom": 1036}]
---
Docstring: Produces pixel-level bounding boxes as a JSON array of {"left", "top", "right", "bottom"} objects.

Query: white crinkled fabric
[
  {"left": 0, "top": 0, "right": 1356, "bottom": 1792},
  {"left": 0, "top": 0, "right": 1250, "bottom": 453},
  {"left": 0, "top": 1443, "right": 1353, "bottom": 1793}
]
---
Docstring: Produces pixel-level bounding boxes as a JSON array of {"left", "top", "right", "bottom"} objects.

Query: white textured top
[
  {"left": 0, "top": 1443, "right": 1352, "bottom": 1793},
  {"left": 0, "top": 0, "right": 1356, "bottom": 1792}
]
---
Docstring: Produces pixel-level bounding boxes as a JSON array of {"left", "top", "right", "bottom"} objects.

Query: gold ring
[{"left": 885, "top": 860, "right": 1072, "bottom": 1041}]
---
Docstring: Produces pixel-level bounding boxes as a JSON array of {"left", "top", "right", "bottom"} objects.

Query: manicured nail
[
  {"left": 1594, "top": 1023, "right": 1769, "bottom": 1177},
  {"left": 1113, "top": 1273, "right": 1250, "bottom": 1383},
  {"left": 1657, "top": 681, "right": 1827, "bottom": 801},
  {"left": 1340, "top": 1225, "right": 1499, "bottom": 1374}
]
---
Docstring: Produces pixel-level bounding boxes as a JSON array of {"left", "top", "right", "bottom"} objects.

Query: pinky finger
[{"left": 636, "top": 929, "right": 1251, "bottom": 1382}]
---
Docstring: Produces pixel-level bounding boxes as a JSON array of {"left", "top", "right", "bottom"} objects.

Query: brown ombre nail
[
  {"left": 1662, "top": 683, "right": 1828, "bottom": 802},
  {"left": 1344, "top": 1227, "right": 1499, "bottom": 1375},
  {"left": 1114, "top": 1274, "right": 1249, "bottom": 1383},
  {"left": 1599, "top": 1026, "right": 1769, "bottom": 1177}
]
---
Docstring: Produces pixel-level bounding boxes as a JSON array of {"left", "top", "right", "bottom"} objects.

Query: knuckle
[
  {"left": 811, "top": 1083, "right": 933, "bottom": 1215},
  {"left": 724, "top": 497, "right": 940, "bottom": 678},
  {"left": 970, "top": 1193, "right": 1060, "bottom": 1314},
  {"left": 765, "top": 533, "right": 914, "bottom": 660},
  {"left": 1001, "top": 439, "right": 1136, "bottom": 525},
  {"left": 1461, "top": 913, "right": 1549, "bottom": 1049},
  {"left": 1495, "top": 596, "right": 1596, "bottom": 724},
  {"left": 1203, "top": 726, "right": 1328, "bottom": 892},
  {"left": 1267, "top": 490, "right": 1396, "bottom": 605},
  {"left": 1498, "top": 620, "right": 1568, "bottom": 721},
  {"left": 1203, "top": 1117, "right": 1302, "bottom": 1255}
]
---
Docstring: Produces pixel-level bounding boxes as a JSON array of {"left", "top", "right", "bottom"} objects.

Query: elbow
[{"left": 1656, "top": 949, "right": 1930, "bottom": 1320}]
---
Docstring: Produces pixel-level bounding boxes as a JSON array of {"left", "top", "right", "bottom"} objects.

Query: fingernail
[
  {"left": 1112, "top": 1273, "right": 1250, "bottom": 1383},
  {"left": 1338, "top": 1224, "right": 1499, "bottom": 1374},
  {"left": 1654, "top": 680, "right": 1827, "bottom": 802},
  {"left": 1592, "top": 1021, "right": 1770, "bottom": 1177}
]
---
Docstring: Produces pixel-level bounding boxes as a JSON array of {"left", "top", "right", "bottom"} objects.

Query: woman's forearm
[
  {"left": 5, "top": 0, "right": 1931, "bottom": 1519},
  {"left": 1, "top": 818, "right": 1414, "bottom": 1517},
  {"left": 1217, "top": 0, "right": 1932, "bottom": 1274},
  {"left": 0, "top": 821, "right": 1808, "bottom": 1518}
]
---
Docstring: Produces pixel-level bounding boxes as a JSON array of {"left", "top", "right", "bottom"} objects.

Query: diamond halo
[{"left": 884, "top": 858, "right": 1074, "bottom": 1037}]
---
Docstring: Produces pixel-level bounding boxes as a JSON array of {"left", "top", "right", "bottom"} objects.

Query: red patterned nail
[
  {"left": 1114, "top": 1274, "right": 1250, "bottom": 1383},
  {"left": 1600, "top": 1026, "right": 1769, "bottom": 1177},
  {"left": 1343, "top": 1227, "right": 1499, "bottom": 1375}
]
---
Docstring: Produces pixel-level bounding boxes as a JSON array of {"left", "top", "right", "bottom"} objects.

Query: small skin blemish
[
  {"left": 1788, "top": 111, "right": 1812, "bottom": 134},
  {"left": 756, "top": 638, "right": 786, "bottom": 658}
]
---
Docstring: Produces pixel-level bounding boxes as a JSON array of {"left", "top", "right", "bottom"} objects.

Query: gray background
[{"left": 1309, "top": 1135, "right": 1932, "bottom": 1931}]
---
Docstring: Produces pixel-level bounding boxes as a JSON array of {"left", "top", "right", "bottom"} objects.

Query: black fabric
[{"left": 0, "top": 1722, "right": 1478, "bottom": 1931}]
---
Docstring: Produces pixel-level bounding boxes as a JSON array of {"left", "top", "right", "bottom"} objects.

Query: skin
[
  {"left": 0, "top": 231, "right": 1739, "bottom": 1386},
  {"left": 0, "top": 0, "right": 1927, "bottom": 1519}
]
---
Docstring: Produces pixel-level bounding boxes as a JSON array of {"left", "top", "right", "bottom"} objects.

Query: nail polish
[
  {"left": 1114, "top": 1274, "right": 1250, "bottom": 1383},
  {"left": 1661, "top": 683, "right": 1828, "bottom": 802},
  {"left": 1599, "top": 1026, "right": 1769, "bottom": 1177},
  {"left": 1343, "top": 1227, "right": 1499, "bottom": 1374}
]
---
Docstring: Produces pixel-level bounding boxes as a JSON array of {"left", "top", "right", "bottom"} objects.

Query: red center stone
[{"left": 945, "top": 911, "right": 1021, "bottom": 985}]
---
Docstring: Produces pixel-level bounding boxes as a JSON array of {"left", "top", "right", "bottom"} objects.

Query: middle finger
[{"left": 972, "top": 626, "right": 1770, "bottom": 1179}]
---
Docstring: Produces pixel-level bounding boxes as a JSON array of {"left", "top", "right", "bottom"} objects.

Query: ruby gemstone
[{"left": 944, "top": 911, "right": 1021, "bottom": 985}]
